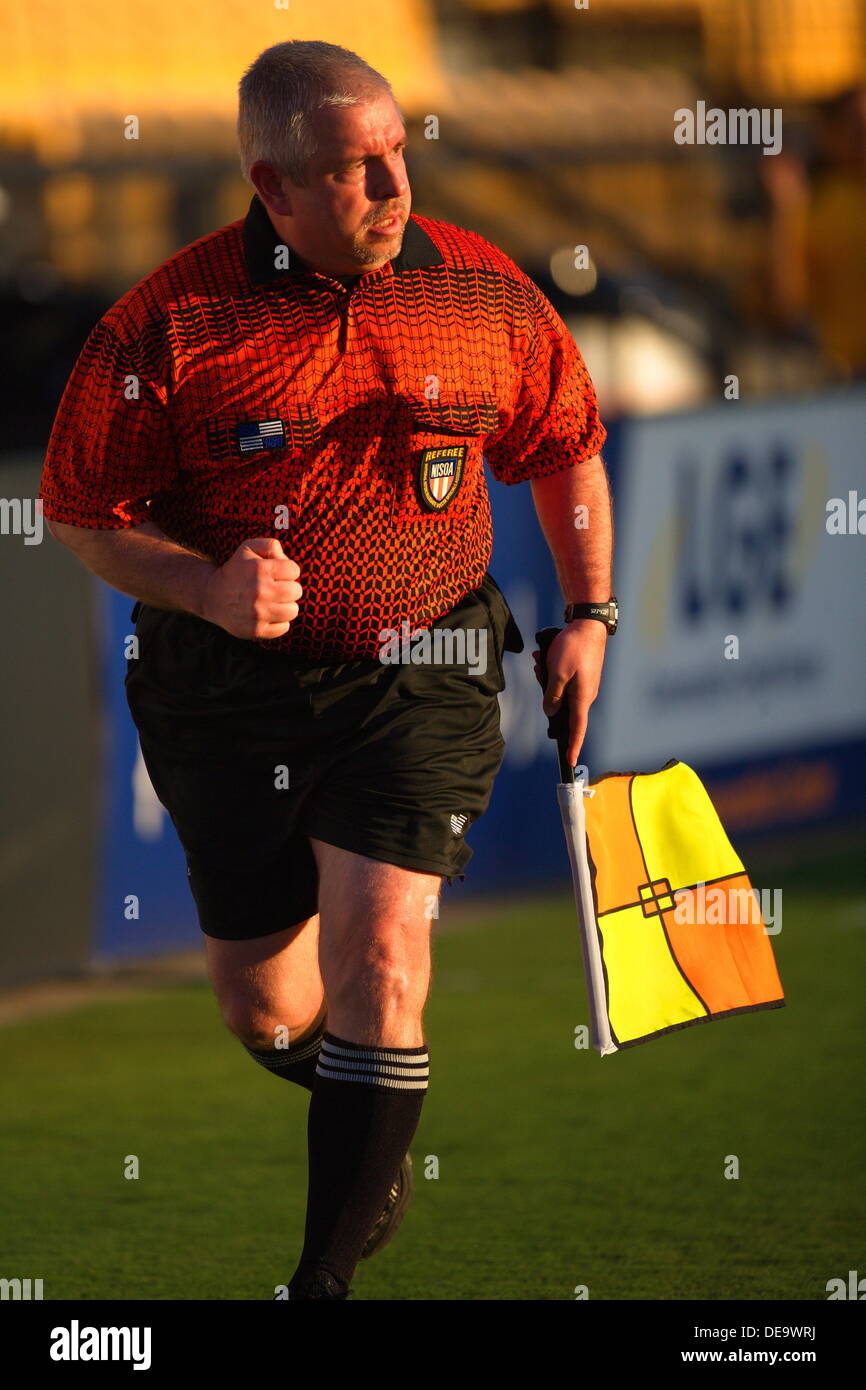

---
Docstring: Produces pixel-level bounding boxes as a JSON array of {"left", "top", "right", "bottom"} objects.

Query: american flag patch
[{"left": 237, "top": 419, "right": 286, "bottom": 453}]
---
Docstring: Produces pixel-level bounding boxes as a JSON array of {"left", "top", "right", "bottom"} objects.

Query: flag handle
[{"left": 535, "top": 626, "right": 575, "bottom": 784}]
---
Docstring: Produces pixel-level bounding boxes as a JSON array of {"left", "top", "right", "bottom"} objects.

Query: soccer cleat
[
  {"left": 360, "top": 1152, "right": 413, "bottom": 1261},
  {"left": 283, "top": 1270, "right": 351, "bottom": 1300}
]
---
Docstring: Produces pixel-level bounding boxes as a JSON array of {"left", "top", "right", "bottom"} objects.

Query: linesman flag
[{"left": 535, "top": 630, "right": 785, "bottom": 1057}]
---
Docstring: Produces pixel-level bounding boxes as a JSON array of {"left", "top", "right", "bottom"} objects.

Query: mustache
[{"left": 363, "top": 205, "right": 406, "bottom": 227}]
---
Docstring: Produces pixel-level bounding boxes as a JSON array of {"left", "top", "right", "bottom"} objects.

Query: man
[{"left": 39, "top": 40, "right": 613, "bottom": 1300}]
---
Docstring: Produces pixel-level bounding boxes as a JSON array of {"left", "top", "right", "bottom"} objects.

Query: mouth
[{"left": 366, "top": 211, "right": 404, "bottom": 237}]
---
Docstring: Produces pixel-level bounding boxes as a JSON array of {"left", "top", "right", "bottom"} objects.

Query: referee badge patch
[{"left": 418, "top": 446, "right": 466, "bottom": 512}]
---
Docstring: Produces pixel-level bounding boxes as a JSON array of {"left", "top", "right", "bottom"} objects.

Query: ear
[{"left": 249, "top": 162, "right": 294, "bottom": 218}]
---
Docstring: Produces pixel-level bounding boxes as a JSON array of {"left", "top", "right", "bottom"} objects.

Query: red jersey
[{"left": 39, "top": 196, "right": 606, "bottom": 660}]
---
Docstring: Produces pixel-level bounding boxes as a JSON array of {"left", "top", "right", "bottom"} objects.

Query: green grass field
[{"left": 1, "top": 842, "right": 864, "bottom": 1301}]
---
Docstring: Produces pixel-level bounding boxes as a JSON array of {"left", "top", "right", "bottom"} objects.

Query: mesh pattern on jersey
[{"left": 40, "top": 209, "right": 606, "bottom": 661}]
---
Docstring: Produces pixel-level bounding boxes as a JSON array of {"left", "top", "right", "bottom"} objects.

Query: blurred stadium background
[{"left": 1, "top": 0, "right": 865, "bottom": 1301}]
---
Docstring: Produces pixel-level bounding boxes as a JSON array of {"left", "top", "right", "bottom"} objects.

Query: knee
[
  {"left": 220, "top": 1000, "right": 282, "bottom": 1051},
  {"left": 330, "top": 935, "right": 426, "bottom": 1021},
  {"left": 219, "top": 999, "right": 323, "bottom": 1052}
]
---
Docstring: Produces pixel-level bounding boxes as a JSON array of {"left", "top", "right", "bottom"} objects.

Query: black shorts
[{"left": 124, "top": 572, "right": 524, "bottom": 940}]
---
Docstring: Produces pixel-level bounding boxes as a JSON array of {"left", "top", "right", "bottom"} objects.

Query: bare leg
[
  {"left": 286, "top": 840, "right": 440, "bottom": 1296},
  {"left": 206, "top": 914, "right": 325, "bottom": 1051}
]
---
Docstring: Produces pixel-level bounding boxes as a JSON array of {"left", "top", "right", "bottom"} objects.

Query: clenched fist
[{"left": 201, "top": 537, "right": 303, "bottom": 640}]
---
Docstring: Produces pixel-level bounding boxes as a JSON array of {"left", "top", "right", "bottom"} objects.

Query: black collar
[{"left": 242, "top": 194, "right": 443, "bottom": 287}]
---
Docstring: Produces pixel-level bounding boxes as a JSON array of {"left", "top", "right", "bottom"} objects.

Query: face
[{"left": 252, "top": 93, "right": 411, "bottom": 276}]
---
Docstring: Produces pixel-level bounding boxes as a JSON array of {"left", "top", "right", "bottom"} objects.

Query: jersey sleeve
[
  {"left": 39, "top": 310, "right": 179, "bottom": 529},
  {"left": 484, "top": 274, "right": 606, "bottom": 486}
]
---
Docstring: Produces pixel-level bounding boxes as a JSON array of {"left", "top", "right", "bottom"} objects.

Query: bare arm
[
  {"left": 530, "top": 452, "right": 613, "bottom": 605},
  {"left": 48, "top": 517, "right": 217, "bottom": 618},
  {"left": 529, "top": 454, "right": 614, "bottom": 765},
  {"left": 47, "top": 518, "right": 303, "bottom": 640}
]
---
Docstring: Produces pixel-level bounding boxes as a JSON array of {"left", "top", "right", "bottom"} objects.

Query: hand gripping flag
[{"left": 535, "top": 629, "right": 785, "bottom": 1056}]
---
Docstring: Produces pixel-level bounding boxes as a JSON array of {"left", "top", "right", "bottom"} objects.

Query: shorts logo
[
  {"left": 238, "top": 419, "right": 286, "bottom": 453},
  {"left": 418, "top": 446, "right": 466, "bottom": 512},
  {"left": 450, "top": 812, "right": 469, "bottom": 835}
]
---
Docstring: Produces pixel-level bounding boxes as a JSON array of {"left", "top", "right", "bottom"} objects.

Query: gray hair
[{"left": 238, "top": 41, "right": 394, "bottom": 187}]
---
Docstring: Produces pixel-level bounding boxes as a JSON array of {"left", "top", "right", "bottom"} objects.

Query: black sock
[
  {"left": 243, "top": 1026, "right": 324, "bottom": 1091},
  {"left": 289, "top": 1032, "right": 429, "bottom": 1295}
]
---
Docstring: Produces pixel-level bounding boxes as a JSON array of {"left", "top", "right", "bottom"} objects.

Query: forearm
[
  {"left": 47, "top": 517, "right": 217, "bottom": 619},
  {"left": 530, "top": 454, "right": 613, "bottom": 604}
]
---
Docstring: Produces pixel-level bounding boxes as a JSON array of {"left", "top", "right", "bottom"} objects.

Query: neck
[{"left": 265, "top": 206, "right": 389, "bottom": 279}]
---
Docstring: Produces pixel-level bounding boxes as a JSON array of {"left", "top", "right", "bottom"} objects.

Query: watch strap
[{"left": 564, "top": 598, "right": 617, "bottom": 631}]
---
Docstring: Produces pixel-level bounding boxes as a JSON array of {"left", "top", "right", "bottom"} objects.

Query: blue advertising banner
[
  {"left": 93, "top": 585, "right": 197, "bottom": 960},
  {"left": 591, "top": 389, "right": 866, "bottom": 842}
]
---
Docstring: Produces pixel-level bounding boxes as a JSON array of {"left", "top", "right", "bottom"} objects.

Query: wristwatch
[{"left": 563, "top": 596, "right": 618, "bottom": 634}]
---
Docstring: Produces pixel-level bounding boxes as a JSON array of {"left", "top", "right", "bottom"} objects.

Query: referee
[{"left": 40, "top": 40, "right": 614, "bottom": 1300}]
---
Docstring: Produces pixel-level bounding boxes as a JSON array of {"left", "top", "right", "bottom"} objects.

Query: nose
[{"left": 369, "top": 155, "right": 408, "bottom": 204}]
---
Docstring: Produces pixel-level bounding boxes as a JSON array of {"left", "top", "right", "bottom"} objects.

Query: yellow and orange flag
[{"left": 559, "top": 760, "right": 785, "bottom": 1055}]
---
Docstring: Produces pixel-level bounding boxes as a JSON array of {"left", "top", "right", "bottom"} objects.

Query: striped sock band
[
  {"left": 243, "top": 1027, "right": 324, "bottom": 1090},
  {"left": 245, "top": 1030, "right": 323, "bottom": 1071},
  {"left": 316, "top": 1032, "right": 429, "bottom": 1091}
]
